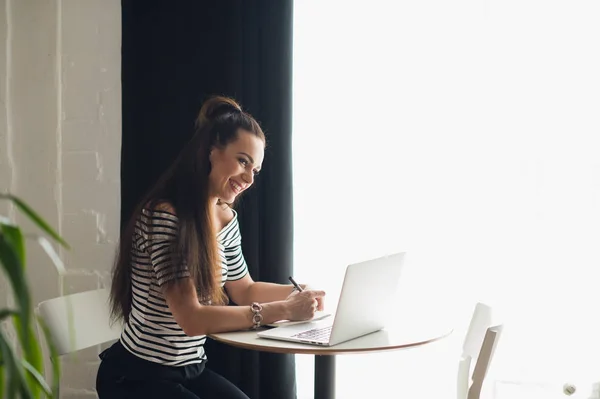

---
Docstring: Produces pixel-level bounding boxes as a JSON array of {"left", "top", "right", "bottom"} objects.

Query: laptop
[{"left": 257, "top": 252, "right": 406, "bottom": 346}]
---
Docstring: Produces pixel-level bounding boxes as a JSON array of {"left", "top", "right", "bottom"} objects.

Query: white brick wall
[
  {"left": 0, "top": 0, "right": 121, "bottom": 398},
  {"left": 0, "top": 2, "right": 12, "bottom": 344}
]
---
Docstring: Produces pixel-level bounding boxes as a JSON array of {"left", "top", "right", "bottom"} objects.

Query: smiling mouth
[{"left": 229, "top": 179, "right": 244, "bottom": 194}]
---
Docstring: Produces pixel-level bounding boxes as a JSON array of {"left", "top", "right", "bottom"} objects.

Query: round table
[{"left": 209, "top": 324, "right": 452, "bottom": 399}]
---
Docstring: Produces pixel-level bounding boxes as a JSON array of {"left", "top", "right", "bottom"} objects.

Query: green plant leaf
[
  {"left": 0, "top": 329, "right": 34, "bottom": 399},
  {"left": 36, "top": 316, "right": 60, "bottom": 398},
  {"left": 0, "top": 193, "right": 69, "bottom": 249},
  {"left": 0, "top": 233, "right": 44, "bottom": 398},
  {"left": 0, "top": 309, "right": 18, "bottom": 321},
  {"left": 0, "top": 349, "right": 5, "bottom": 398},
  {"left": 13, "top": 320, "right": 44, "bottom": 398},
  {"left": 0, "top": 194, "right": 65, "bottom": 398},
  {"left": 0, "top": 224, "right": 25, "bottom": 267},
  {"left": 0, "top": 362, "right": 4, "bottom": 399},
  {"left": 10, "top": 318, "right": 44, "bottom": 399},
  {"left": 22, "top": 359, "right": 51, "bottom": 396},
  {"left": 0, "top": 233, "right": 32, "bottom": 329},
  {"left": 24, "top": 325, "right": 44, "bottom": 398},
  {"left": 0, "top": 333, "right": 17, "bottom": 399}
]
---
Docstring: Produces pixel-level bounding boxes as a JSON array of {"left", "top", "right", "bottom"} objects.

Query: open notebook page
[{"left": 265, "top": 311, "right": 332, "bottom": 328}]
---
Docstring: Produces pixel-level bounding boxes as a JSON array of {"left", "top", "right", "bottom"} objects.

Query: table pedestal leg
[{"left": 314, "top": 355, "right": 336, "bottom": 399}]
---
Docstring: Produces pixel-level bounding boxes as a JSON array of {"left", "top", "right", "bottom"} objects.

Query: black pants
[{"left": 96, "top": 341, "right": 249, "bottom": 399}]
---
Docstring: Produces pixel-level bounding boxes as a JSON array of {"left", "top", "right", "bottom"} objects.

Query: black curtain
[{"left": 121, "top": 1, "right": 296, "bottom": 398}]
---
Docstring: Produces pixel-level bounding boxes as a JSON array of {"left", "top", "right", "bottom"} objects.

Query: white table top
[{"left": 209, "top": 323, "right": 453, "bottom": 356}]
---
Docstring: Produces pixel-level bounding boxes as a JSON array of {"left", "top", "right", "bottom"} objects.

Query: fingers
[
  {"left": 316, "top": 297, "right": 324, "bottom": 311},
  {"left": 309, "top": 301, "right": 318, "bottom": 318},
  {"left": 288, "top": 290, "right": 325, "bottom": 320},
  {"left": 303, "top": 290, "right": 326, "bottom": 299},
  {"left": 302, "top": 291, "right": 325, "bottom": 313}
]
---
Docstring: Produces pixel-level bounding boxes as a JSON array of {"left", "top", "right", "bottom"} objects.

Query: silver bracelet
[{"left": 250, "top": 302, "right": 263, "bottom": 330}]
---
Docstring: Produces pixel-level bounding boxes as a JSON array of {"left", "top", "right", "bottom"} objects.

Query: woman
[{"left": 96, "top": 96, "right": 325, "bottom": 399}]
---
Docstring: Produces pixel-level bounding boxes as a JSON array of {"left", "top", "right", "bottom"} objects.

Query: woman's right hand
[{"left": 284, "top": 290, "right": 326, "bottom": 321}]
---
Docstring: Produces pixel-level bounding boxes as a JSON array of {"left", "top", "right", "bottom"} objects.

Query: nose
[{"left": 242, "top": 170, "right": 254, "bottom": 186}]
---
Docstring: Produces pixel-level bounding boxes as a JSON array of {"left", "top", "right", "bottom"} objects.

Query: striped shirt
[{"left": 120, "top": 207, "right": 248, "bottom": 367}]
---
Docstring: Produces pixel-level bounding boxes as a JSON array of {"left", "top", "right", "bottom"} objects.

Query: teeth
[{"left": 230, "top": 180, "right": 241, "bottom": 192}]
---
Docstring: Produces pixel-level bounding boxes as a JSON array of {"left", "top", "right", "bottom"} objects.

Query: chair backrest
[
  {"left": 37, "top": 288, "right": 122, "bottom": 356},
  {"left": 457, "top": 302, "right": 495, "bottom": 399},
  {"left": 462, "top": 303, "right": 493, "bottom": 359}
]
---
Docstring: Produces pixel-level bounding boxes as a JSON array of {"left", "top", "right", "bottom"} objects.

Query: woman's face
[{"left": 208, "top": 130, "right": 265, "bottom": 204}]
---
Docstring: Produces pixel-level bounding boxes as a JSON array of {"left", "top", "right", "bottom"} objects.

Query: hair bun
[{"left": 198, "top": 96, "right": 243, "bottom": 124}]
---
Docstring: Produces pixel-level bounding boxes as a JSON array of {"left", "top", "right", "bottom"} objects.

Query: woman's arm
[
  {"left": 245, "top": 281, "right": 298, "bottom": 303},
  {"left": 225, "top": 274, "right": 298, "bottom": 305},
  {"left": 150, "top": 202, "right": 324, "bottom": 335},
  {"left": 165, "top": 277, "right": 324, "bottom": 336}
]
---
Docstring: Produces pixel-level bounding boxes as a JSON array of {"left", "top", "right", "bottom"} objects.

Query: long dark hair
[{"left": 110, "top": 96, "right": 266, "bottom": 323}]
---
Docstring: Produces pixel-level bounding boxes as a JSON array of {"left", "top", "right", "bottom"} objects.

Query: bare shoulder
[
  {"left": 216, "top": 203, "right": 235, "bottom": 226},
  {"left": 149, "top": 200, "right": 177, "bottom": 216}
]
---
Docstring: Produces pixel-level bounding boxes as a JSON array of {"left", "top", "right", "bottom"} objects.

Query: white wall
[{"left": 0, "top": 0, "right": 121, "bottom": 397}]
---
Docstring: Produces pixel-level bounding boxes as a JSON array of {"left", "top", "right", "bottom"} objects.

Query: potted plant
[{"left": 0, "top": 193, "right": 69, "bottom": 398}]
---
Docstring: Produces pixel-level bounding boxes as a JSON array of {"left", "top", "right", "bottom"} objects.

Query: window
[{"left": 293, "top": 1, "right": 600, "bottom": 398}]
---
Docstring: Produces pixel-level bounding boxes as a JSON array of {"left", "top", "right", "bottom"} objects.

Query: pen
[{"left": 288, "top": 276, "right": 303, "bottom": 292}]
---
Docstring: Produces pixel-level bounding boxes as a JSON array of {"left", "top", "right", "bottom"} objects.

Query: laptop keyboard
[{"left": 292, "top": 325, "right": 332, "bottom": 342}]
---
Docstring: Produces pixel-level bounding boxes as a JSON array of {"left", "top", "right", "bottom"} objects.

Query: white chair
[
  {"left": 37, "top": 288, "right": 122, "bottom": 356},
  {"left": 457, "top": 302, "right": 504, "bottom": 399},
  {"left": 36, "top": 288, "right": 122, "bottom": 395}
]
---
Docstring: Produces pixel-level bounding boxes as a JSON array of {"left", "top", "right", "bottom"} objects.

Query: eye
[
  {"left": 253, "top": 169, "right": 260, "bottom": 176},
  {"left": 238, "top": 158, "right": 249, "bottom": 167}
]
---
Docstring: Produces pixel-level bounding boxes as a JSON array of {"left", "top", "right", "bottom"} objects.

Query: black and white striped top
[{"left": 119, "top": 207, "right": 248, "bottom": 367}]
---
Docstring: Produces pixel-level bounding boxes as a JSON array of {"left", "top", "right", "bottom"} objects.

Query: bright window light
[{"left": 293, "top": 1, "right": 600, "bottom": 398}]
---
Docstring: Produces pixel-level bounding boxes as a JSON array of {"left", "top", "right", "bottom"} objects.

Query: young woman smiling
[{"left": 96, "top": 96, "right": 325, "bottom": 399}]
